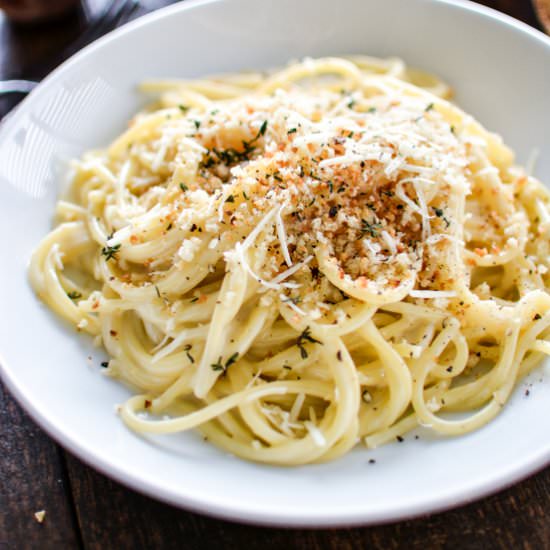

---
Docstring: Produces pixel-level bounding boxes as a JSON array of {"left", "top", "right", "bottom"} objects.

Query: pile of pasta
[{"left": 30, "top": 56, "right": 550, "bottom": 464}]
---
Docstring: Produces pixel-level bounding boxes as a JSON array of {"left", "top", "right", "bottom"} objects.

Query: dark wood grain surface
[{"left": 1, "top": 1, "right": 549, "bottom": 548}]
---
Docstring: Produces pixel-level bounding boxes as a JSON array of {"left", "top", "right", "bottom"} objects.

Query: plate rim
[{"left": 1, "top": 0, "right": 550, "bottom": 527}]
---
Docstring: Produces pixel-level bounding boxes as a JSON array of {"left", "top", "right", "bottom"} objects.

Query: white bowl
[{"left": 1, "top": 0, "right": 549, "bottom": 527}]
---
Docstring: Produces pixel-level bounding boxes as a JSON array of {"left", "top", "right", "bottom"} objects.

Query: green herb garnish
[
  {"left": 199, "top": 121, "right": 268, "bottom": 169},
  {"left": 433, "top": 207, "right": 451, "bottom": 228},
  {"left": 101, "top": 243, "right": 121, "bottom": 261},
  {"left": 210, "top": 353, "right": 239, "bottom": 372},
  {"left": 360, "top": 219, "right": 382, "bottom": 238},
  {"left": 258, "top": 120, "right": 268, "bottom": 137},
  {"left": 296, "top": 326, "right": 322, "bottom": 360},
  {"left": 184, "top": 344, "right": 195, "bottom": 363},
  {"left": 210, "top": 357, "right": 224, "bottom": 371},
  {"left": 241, "top": 120, "right": 268, "bottom": 152},
  {"left": 281, "top": 295, "right": 302, "bottom": 305},
  {"left": 225, "top": 352, "right": 239, "bottom": 369}
]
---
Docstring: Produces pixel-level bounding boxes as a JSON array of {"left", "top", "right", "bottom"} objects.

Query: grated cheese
[
  {"left": 177, "top": 237, "right": 202, "bottom": 262},
  {"left": 304, "top": 421, "right": 327, "bottom": 447},
  {"left": 409, "top": 290, "right": 457, "bottom": 299},
  {"left": 279, "top": 294, "right": 306, "bottom": 316},
  {"left": 289, "top": 392, "right": 305, "bottom": 423},
  {"left": 381, "top": 230, "right": 397, "bottom": 255},
  {"left": 275, "top": 202, "right": 292, "bottom": 267}
]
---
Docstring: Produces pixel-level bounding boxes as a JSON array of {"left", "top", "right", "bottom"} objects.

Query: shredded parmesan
[
  {"left": 409, "top": 290, "right": 457, "bottom": 299},
  {"left": 289, "top": 392, "right": 305, "bottom": 423},
  {"left": 381, "top": 230, "right": 397, "bottom": 255},
  {"left": 275, "top": 202, "right": 292, "bottom": 267},
  {"left": 304, "top": 421, "right": 327, "bottom": 447}
]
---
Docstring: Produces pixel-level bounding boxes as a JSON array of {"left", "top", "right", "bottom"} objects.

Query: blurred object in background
[
  {"left": 532, "top": 0, "right": 550, "bottom": 32},
  {"left": 0, "top": 0, "right": 143, "bottom": 82},
  {"left": 0, "top": 0, "right": 144, "bottom": 118},
  {"left": 0, "top": 0, "right": 82, "bottom": 24}
]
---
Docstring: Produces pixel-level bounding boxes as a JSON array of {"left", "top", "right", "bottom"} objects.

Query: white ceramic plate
[{"left": 1, "top": 0, "right": 549, "bottom": 527}]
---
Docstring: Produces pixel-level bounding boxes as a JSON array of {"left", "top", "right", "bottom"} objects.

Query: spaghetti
[{"left": 29, "top": 56, "right": 550, "bottom": 464}]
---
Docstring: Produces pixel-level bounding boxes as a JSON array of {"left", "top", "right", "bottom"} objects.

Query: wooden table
[{"left": 1, "top": 1, "right": 548, "bottom": 548}]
